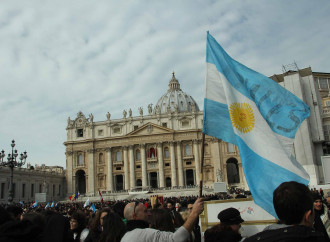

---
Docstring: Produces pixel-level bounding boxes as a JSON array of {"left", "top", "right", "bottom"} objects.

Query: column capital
[
  {"left": 128, "top": 145, "right": 134, "bottom": 150},
  {"left": 87, "top": 148, "right": 95, "bottom": 153},
  {"left": 105, "top": 147, "right": 112, "bottom": 152},
  {"left": 168, "top": 141, "right": 175, "bottom": 146},
  {"left": 123, "top": 146, "right": 129, "bottom": 150},
  {"left": 193, "top": 139, "right": 201, "bottom": 144},
  {"left": 139, "top": 143, "right": 146, "bottom": 149},
  {"left": 66, "top": 151, "right": 73, "bottom": 156},
  {"left": 156, "top": 142, "right": 163, "bottom": 148}
]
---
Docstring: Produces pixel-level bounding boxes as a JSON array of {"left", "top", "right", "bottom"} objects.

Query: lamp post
[{"left": 0, "top": 140, "right": 27, "bottom": 204}]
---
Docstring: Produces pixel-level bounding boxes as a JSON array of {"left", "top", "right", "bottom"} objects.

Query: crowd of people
[{"left": 0, "top": 185, "right": 329, "bottom": 242}]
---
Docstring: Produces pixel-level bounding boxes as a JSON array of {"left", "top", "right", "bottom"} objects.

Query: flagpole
[{"left": 199, "top": 133, "right": 205, "bottom": 197}]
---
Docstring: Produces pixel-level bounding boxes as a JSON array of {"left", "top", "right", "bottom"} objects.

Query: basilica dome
[{"left": 153, "top": 72, "right": 200, "bottom": 114}]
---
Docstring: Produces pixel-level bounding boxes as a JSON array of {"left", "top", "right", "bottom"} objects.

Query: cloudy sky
[{"left": 0, "top": 0, "right": 329, "bottom": 168}]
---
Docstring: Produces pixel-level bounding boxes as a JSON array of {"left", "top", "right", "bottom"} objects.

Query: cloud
[{"left": 0, "top": 0, "right": 329, "bottom": 167}]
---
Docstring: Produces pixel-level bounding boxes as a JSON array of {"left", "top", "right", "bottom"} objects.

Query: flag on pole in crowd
[
  {"left": 90, "top": 203, "right": 96, "bottom": 213},
  {"left": 203, "top": 32, "right": 310, "bottom": 217},
  {"left": 74, "top": 191, "right": 80, "bottom": 200},
  {"left": 32, "top": 201, "right": 38, "bottom": 208},
  {"left": 98, "top": 190, "right": 104, "bottom": 203},
  {"left": 19, "top": 201, "right": 24, "bottom": 207},
  {"left": 45, "top": 203, "right": 49, "bottom": 209},
  {"left": 84, "top": 198, "right": 91, "bottom": 208},
  {"left": 55, "top": 202, "right": 59, "bottom": 208},
  {"left": 50, "top": 201, "right": 55, "bottom": 208},
  {"left": 68, "top": 194, "right": 75, "bottom": 201}
]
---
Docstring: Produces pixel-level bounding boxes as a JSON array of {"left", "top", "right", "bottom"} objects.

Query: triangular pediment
[{"left": 127, "top": 122, "right": 174, "bottom": 136}]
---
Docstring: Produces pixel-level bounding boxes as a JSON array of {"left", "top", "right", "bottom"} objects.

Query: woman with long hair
[
  {"left": 149, "top": 209, "right": 175, "bottom": 232},
  {"left": 85, "top": 208, "right": 111, "bottom": 242},
  {"left": 98, "top": 212, "right": 126, "bottom": 242}
]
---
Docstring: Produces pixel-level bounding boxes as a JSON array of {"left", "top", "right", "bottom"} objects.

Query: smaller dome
[{"left": 153, "top": 72, "right": 200, "bottom": 114}]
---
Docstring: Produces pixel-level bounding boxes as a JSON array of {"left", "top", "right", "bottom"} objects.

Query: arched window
[
  {"left": 164, "top": 147, "right": 169, "bottom": 158},
  {"left": 136, "top": 179, "right": 142, "bottom": 187},
  {"left": 185, "top": 145, "right": 191, "bottom": 156},
  {"left": 226, "top": 158, "right": 240, "bottom": 184},
  {"left": 116, "top": 151, "right": 122, "bottom": 161},
  {"left": 78, "top": 154, "right": 84, "bottom": 166},
  {"left": 136, "top": 149, "right": 141, "bottom": 161},
  {"left": 99, "top": 153, "right": 104, "bottom": 164}
]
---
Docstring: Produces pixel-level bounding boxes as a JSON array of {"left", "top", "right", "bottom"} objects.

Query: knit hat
[{"left": 218, "top": 208, "right": 244, "bottom": 225}]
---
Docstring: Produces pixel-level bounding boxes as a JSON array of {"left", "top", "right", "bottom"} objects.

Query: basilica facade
[{"left": 64, "top": 73, "right": 245, "bottom": 196}]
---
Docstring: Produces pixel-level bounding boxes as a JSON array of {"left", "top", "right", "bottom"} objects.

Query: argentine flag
[{"left": 203, "top": 32, "right": 310, "bottom": 217}]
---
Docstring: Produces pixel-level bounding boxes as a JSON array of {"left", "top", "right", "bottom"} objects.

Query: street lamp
[{"left": 0, "top": 140, "right": 27, "bottom": 204}]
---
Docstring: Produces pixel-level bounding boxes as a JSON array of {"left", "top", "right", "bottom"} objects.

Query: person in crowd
[
  {"left": 113, "top": 202, "right": 127, "bottom": 224},
  {"left": 21, "top": 212, "right": 46, "bottom": 232},
  {"left": 245, "top": 181, "right": 328, "bottom": 242},
  {"left": 42, "top": 210, "right": 73, "bottom": 242},
  {"left": 121, "top": 198, "right": 204, "bottom": 242},
  {"left": 85, "top": 208, "right": 111, "bottom": 242},
  {"left": 167, "top": 200, "right": 175, "bottom": 211},
  {"left": 98, "top": 212, "right": 126, "bottom": 242},
  {"left": 187, "top": 201, "right": 201, "bottom": 242},
  {"left": 69, "top": 211, "right": 89, "bottom": 242},
  {"left": 0, "top": 206, "right": 43, "bottom": 242},
  {"left": 6, "top": 205, "right": 23, "bottom": 220},
  {"left": 313, "top": 193, "right": 330, "bottom": 241},
  {"left": 149, "top": 209, "right": 175, "bottom": 232},
  {"left": 204, "top": 207, "right": 243, "bottom": 242}
]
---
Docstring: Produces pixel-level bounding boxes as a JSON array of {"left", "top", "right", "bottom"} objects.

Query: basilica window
[
  {"left": 98, "top": 129, "right": 104, "bottom": 136},
  {"left": 77, "top": 129, "right": 84, "bottom": 138},
  {"left": 164, "top": 147, "right": 170, "bottom": 158},
  {"left": 136, "top": 149, "right": 141, "bottom": 161},
  {"left": 147, "top": 147, "right": 157, "bottom": 158},
  {"left": 78, "top": 154, "right": 84, "bottom": 166},
  {"left": 184, "top": 145, "right": 192, "bottom": 156},
  {"left": 227, "top": 143, "right": 235, "bottom": 153},
  {"left": 99, "top": 153, "right": 104, "bottom": 164},
  {"left": 162, "top": 123, "right": 167, "bottom": 128},
  {"left": 319, "top": 78, "right": 329, "bottom": 89},
  {"left": 181, "top": 120, "right": 190, "bottom": 128},
  {"left": 115, "top": 151, "right": 122, "bottom": 161},
  {"left": 113, "top": 127, "right": 121, "bottom": 134}
]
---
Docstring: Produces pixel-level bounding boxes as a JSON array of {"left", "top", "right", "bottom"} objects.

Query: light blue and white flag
[
  {"left": 50, "top": 201, "right": 55, "bottom": 208},
  {"left": 45, "top": 202, "right": 49, "bottom": 209},
  {"left": 90, "top": 203, "right": 96, "bottom": 213},
  {"left": 32, "top": 201, "right": 38, "bottom": 208},
  {"left": 203, "top": 32, "right": 310, "bottom": 217},
  {"left": 84, "top": 198, "right": 91, "bottom": 208}
]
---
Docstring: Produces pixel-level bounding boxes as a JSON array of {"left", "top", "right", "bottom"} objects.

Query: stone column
[
  {"left": 157, "top": 143, "right": 165, "bottom": 188},
  {"left": 141, "top": 144, "right": 147, "bottom": 187},
  {"left": 193, "top": 140, "right": 201, "bottom": 186},
  {"left": 123, "top": 147, "right": 129, "bottom": 190},
  {"left": 169, "top": 142, "right": 177, "bottom": 187},
  {"left": 87, "top": 149, "right": 95, "bottom": 195},
  {"left": 66, "top": 151, "right": 74, "bottom": 195},
  {"left": 129, "top": 146, "right": 135, "bottom": 190},
  {"left": 176, "top": 142, "right": 184, "bottom": 187},
  {"left": 107, "top": 148, "right": 114, "bottom": 192}
]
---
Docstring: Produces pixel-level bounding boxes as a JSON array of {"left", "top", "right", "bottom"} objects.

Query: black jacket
[{"left": 244, "top": 225, "right": 327, "bottom": 242}]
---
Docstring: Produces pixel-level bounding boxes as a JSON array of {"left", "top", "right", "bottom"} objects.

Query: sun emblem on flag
[{"left": 229, "top": 102, "right": 255, "bottom": 133}]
